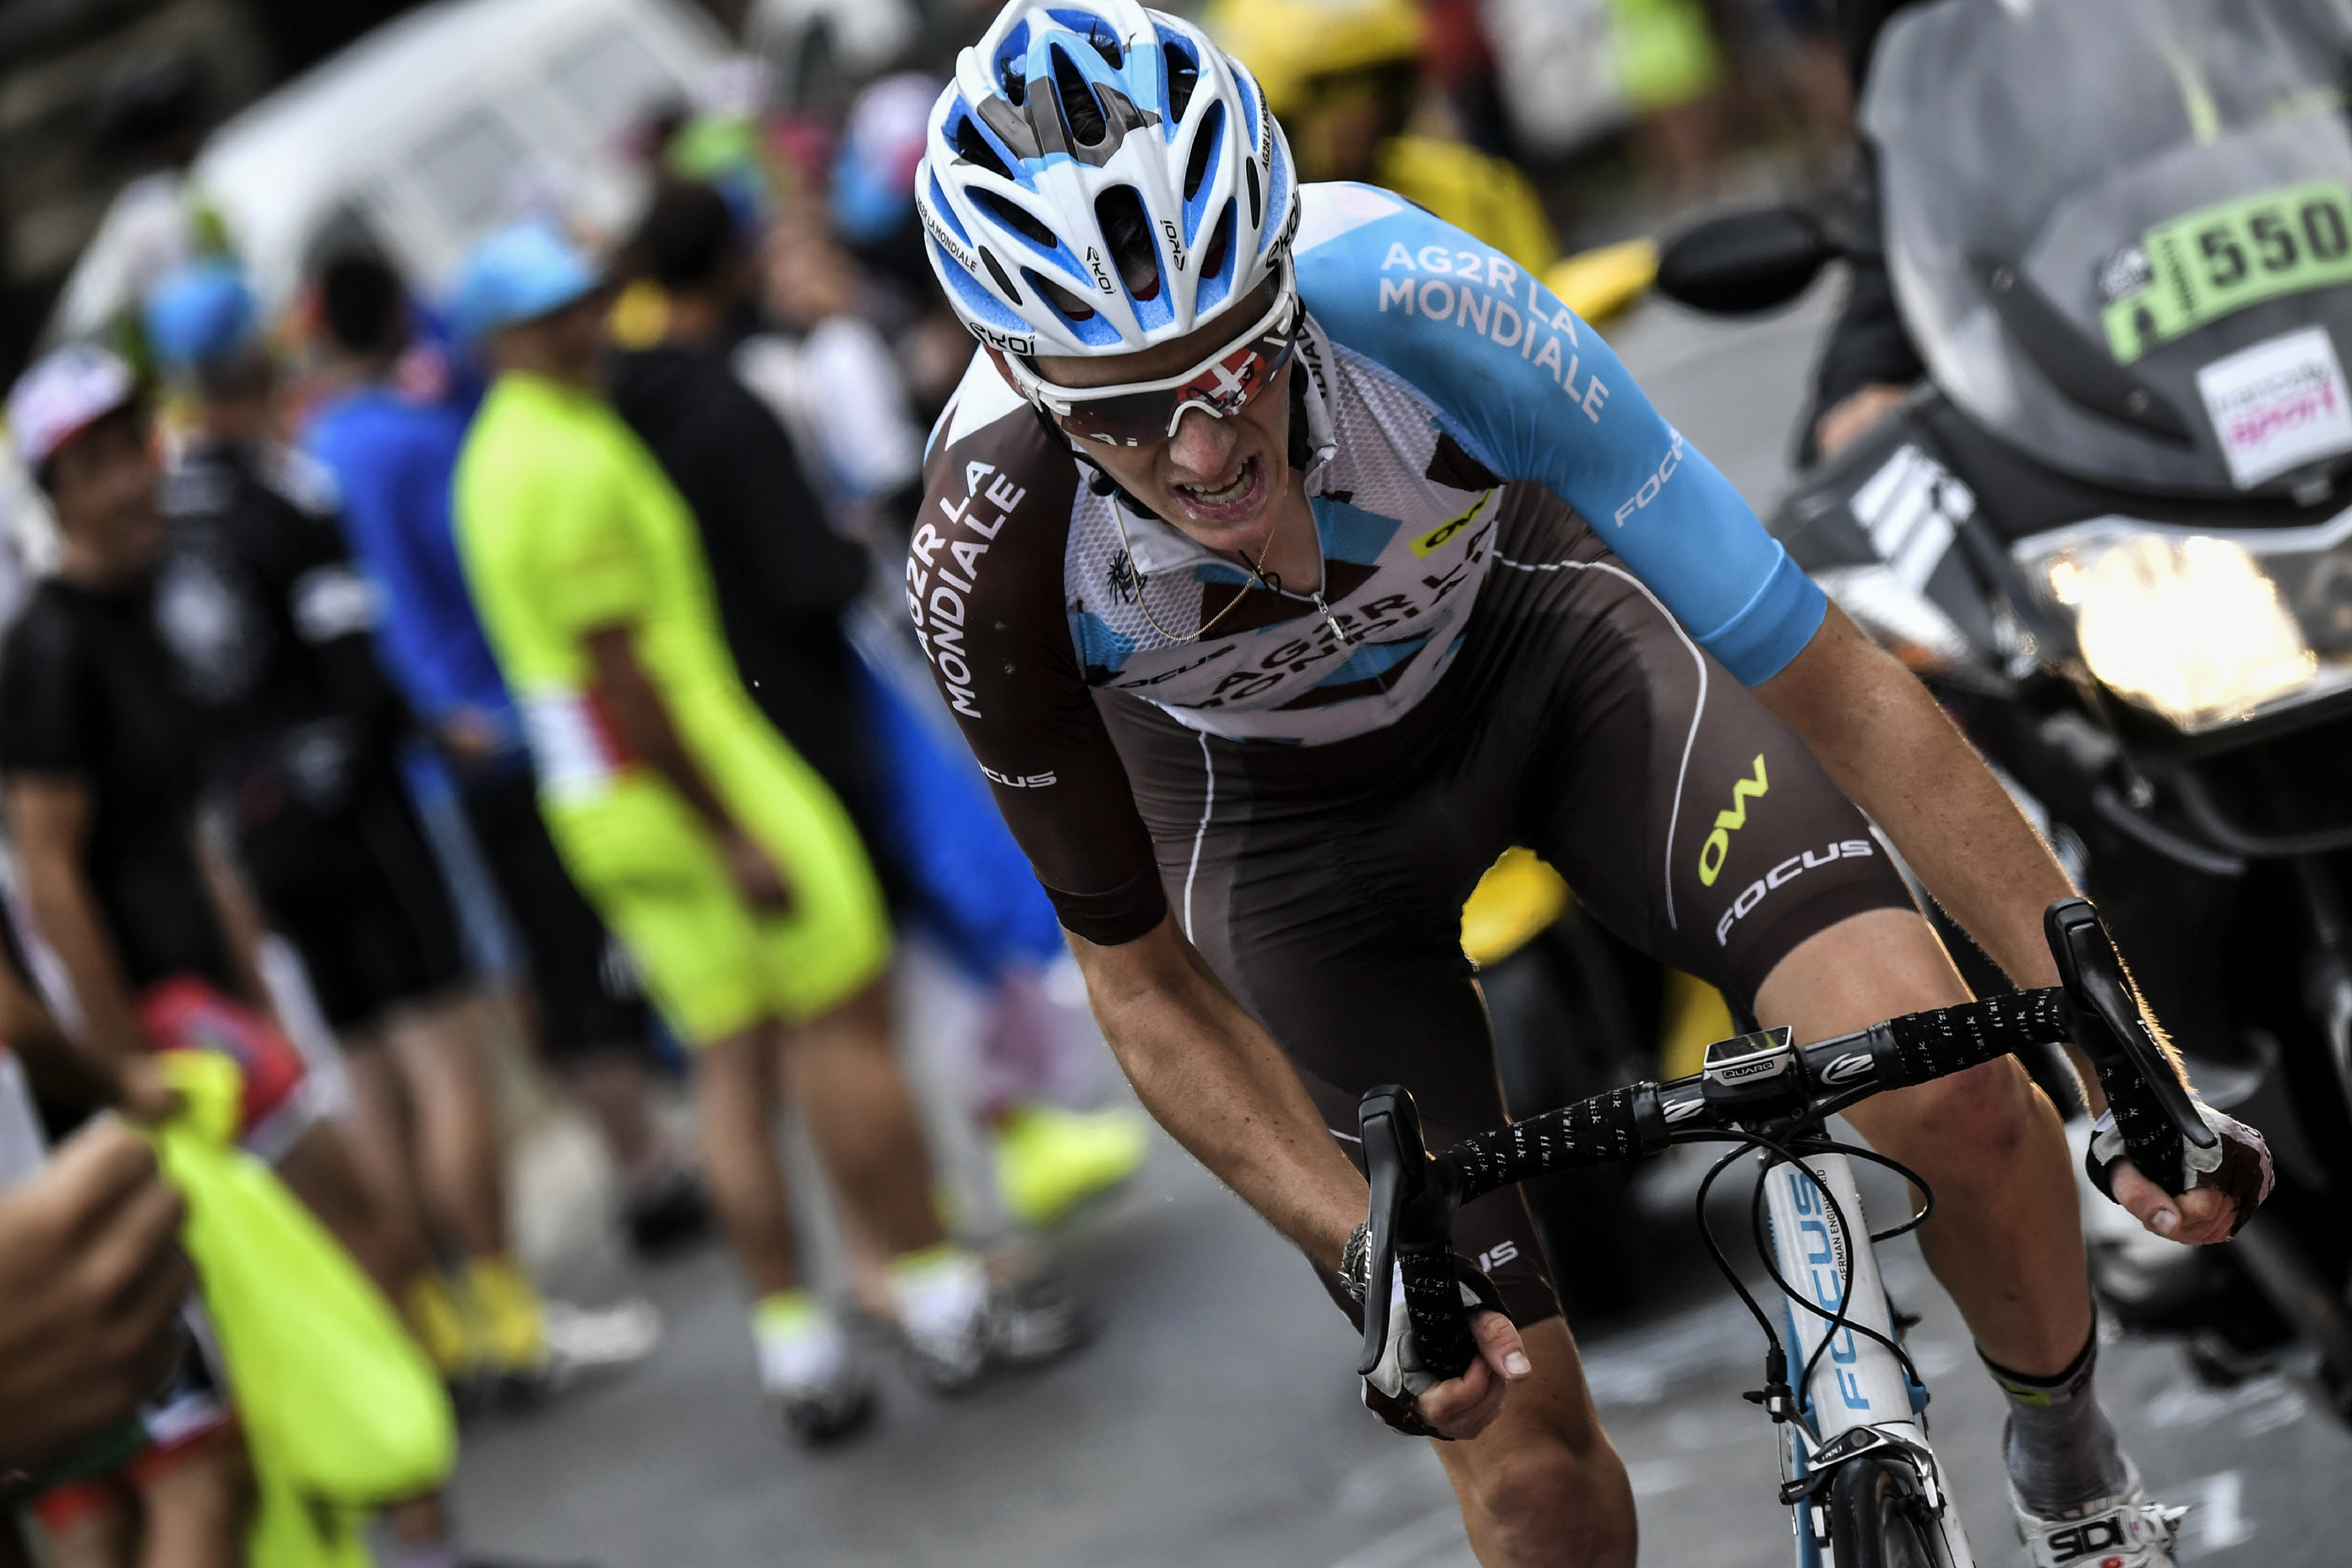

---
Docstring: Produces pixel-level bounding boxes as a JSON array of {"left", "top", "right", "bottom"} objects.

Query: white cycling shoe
[{"left": 2012, "top": 1462, "right": 2189, "bottom": 1568}]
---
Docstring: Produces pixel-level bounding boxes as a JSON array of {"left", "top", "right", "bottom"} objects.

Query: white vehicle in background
[{"left": 54, "top": 0, "right": 728, "bottom": 330}]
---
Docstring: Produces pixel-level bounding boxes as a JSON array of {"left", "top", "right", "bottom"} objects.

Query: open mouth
[{"left": 1174, "top": 455, "right": 1260, "bottom": 512}]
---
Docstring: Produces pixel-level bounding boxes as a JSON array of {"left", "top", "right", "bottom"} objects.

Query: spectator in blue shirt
[{"left": 307, "top": 253, "right": 705, "bottom": 1256}]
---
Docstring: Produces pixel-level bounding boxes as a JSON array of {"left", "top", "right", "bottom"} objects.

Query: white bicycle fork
[{"left": 1764, "top": 1150, "right": 1977, "bottom": 1568}]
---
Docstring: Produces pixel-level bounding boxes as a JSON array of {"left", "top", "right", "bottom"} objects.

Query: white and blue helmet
[{"left": 915, "top": 0, "right": 1298, "bottom": 362}]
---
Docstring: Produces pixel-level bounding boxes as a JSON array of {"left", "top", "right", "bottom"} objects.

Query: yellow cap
[{"left": 1204, "top": 0, "right": 1423, "bottom": 121}]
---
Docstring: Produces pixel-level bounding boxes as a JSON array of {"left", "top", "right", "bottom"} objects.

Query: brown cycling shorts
[{"left": 1097, "top": 487, "right": 1916, "bottom": 1328}]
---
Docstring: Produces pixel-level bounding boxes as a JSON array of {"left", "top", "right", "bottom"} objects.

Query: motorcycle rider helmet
[
  {"left": 1202, "top": 0, "right": 1423, "bottom": 123},
  {"left": 916, "top": 0, "right": 1298, "bottom": 384}
]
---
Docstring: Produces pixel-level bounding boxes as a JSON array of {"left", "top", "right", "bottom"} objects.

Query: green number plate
[{"left": 2102, "top": 180, "right": 2352, "bottom": 362}]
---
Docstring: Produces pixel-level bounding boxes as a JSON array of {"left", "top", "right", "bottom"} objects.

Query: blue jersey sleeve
[{"left": 1294, "top": 186, "right": 1825, "bottom": 684}]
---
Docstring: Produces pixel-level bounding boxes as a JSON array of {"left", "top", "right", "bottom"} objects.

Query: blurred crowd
[{"left": 0, "top": 0, "right": 1872, "bottom": 1563}]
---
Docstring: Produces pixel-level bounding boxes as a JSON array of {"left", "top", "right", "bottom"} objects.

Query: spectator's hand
[
  {"left": 436, "top": 706, "right": 504, "bottom": 770},
  {"left": 0, "top": 1119, "right": 191, "bottom": 1470},
  {"left": 112, "top": 1054, "right": 179, "bottom": 1125},
  {"left": 1814, "top": 383, "right": 1910, "bottom": 460},
  {"left": 721, "top": 829, "right": 796, "bottom": 914}
]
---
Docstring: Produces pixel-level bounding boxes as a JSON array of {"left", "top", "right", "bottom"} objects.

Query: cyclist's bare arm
[
  {"left": 1070, "top": 913, "right": 1365, "bottom": 1268},
  {"left": 1756, "top": 605, "right": 2235, "bottom": 1244},
  {"left": 1068, "top": 912, "right": 1532, "bottom": 1435}
]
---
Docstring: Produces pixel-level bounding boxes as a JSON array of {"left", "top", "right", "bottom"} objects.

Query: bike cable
[{"left": 1672, "top": 1124, "right": 1935, "bottom": 1434}]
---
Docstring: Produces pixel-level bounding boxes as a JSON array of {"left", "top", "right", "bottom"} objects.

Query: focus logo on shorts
[
  {"left": 1713, "top": 839, "right": 1876, "bottom": 947},
  {"left": 1696, "top": 754, "right": 1769, "bottom": 888},
  {"left": 1477, "top": 1239, "right": 1519, "bottom": 1273}
]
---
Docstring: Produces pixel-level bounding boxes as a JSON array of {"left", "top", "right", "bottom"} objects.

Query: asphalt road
[{"left": 451, "top": 285, "right": 2352, "bottom": 1567}]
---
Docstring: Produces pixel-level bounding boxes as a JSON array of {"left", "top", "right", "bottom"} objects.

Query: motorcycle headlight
[{"left": 2017, "top": 517, "right": 2352, "bottom": 732}]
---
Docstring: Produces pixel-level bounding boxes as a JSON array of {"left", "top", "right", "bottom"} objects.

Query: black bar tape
[
  {"left": 1397, "top": 1249, "right": 1484, "bottom": 1382},
  {"left": 1881, "top": 987, "right": 2068, "bottom": 1086},
  {"left": 1449, "top": 1086, "right": 1644, "bottom": 1204}
]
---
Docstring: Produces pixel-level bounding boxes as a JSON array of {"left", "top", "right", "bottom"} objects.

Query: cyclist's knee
[
  {"left": 1442, "top": 1320, "right": 1636, "bottom": 1568},
  {"left": 1451, "top": 1429, "right": 1635, "bottom": 1568},
  {"left": 1862, "top": 1055, "right": 2046, "bottom": 1172}
]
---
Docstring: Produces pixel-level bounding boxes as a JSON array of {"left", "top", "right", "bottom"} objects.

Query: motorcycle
[{"left": 1652, "top": 0, "right": 2352, "bottom": 1411}]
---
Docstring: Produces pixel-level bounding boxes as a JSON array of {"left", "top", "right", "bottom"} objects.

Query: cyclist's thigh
[
  {"left": 1101, "top": 697, "right": 1560, "bottom": 1324},
  {"left": 1105, "top": 699, "right": 1500, "bottom": 1120},
  {"left": 1511, "top": 525, "right": 1915, "bottom": 1011}
]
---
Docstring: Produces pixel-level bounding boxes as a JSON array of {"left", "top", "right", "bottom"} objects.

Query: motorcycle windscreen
[{"left": 1865, "top": 0, "right": 2352, "bottom": 500}]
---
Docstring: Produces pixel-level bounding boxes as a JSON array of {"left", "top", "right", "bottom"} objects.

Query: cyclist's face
[{"left": 1034, "top": 288, "right": 1295, "bottom": 556}]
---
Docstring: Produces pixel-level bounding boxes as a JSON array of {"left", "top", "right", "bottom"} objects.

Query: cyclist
[
  {"left": 906, "top": 5, "right": 2270, "bottom": 1563},
  {"left": 447, "top": 220, "right": 1039, "bottom": 1443}
]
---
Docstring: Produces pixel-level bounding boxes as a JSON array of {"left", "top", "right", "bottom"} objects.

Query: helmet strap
[
  {"left": 1034, "top": 403, "right": 1158, "bottom": 518},
  {"left": 1286, "top": 365, "right": 1311, "bottom": 476}
]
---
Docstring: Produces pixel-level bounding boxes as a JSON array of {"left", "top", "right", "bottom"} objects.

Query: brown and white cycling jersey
[{"left": 908, "top": 182, "right": 1828, "bottom": 945}]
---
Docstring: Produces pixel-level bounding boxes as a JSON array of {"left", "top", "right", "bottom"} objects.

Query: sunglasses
[{"left": 1021, "top": 272, "right": 1300, "bottom": 448}]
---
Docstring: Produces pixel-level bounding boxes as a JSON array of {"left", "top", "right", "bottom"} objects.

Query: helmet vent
[
  {"left": 1200, "top": 200, "right": 1235, "bottom": 281},
  {"left": 1244, "top": 157, "right": 1261, "bottom": 230},
  {"left": 979, "top": 247, "right": 1023, "bottom": 304},
  {"left": 1165, "top": 39, "right": 1199, "bottom": 121},
  {"left": 1094, "top": 185, "right": 1162, "bottom": 298},
  {"left": 1181, "top": 101, "right": 1222, "bottom": 203},
  {"left": 974, "top": 189, "right": 1060, "bottom": 250},
  {"left": 1050, "top": 45, "right": 1108, "bottom": 145},
  {"left": 1024, "top": 266, "right": 1097, "bottom": 322},
  {"left": 1081, "top": 19, "right": 1123, "bottom": 68},
  {"left": 952, "top": 115, "right": 1015, "bottom": 182}
]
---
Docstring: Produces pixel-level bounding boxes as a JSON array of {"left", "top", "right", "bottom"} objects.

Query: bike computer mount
[{"left": 1700, "top": 1026, "right": 1800, "bottom": 1117}]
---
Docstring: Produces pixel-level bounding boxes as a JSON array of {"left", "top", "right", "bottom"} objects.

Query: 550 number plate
[{"left": 2102, "top": 180, "right": 2352, "bottom": 363}]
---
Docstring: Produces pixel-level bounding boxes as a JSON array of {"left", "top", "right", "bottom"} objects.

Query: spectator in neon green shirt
[{"left": 449, "top": 220, "right": 1004, "bottom": 1444}]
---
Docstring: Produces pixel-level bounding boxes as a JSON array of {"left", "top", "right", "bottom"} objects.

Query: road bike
[{"left": 1357, "top": 897, "right": 2216, "bottom": 1567}]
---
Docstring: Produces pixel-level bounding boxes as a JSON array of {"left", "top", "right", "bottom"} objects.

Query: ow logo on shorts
[{"left": 1697, "top": 754, "right": 1769, "bottom": 888}]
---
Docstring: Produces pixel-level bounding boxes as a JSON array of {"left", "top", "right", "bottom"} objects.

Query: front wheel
[{"left": 1827, "top": 1453, "right": 1943, "bottom": 1568}]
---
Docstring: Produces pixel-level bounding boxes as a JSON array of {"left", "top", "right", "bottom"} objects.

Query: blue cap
[
  {"left": 144, "top": 259, "right": 258, "bottom": 372},
  {"left": 446, "top": 220, "right": 600, "bottom": 344}
]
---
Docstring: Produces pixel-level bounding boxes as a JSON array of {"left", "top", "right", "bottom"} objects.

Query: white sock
[
  {"left": 753, "top": 1293, "right": 847, "bottom": 1392},
  {"left": 888, "top": 1246, "right": 990, "bottom": 1348}
]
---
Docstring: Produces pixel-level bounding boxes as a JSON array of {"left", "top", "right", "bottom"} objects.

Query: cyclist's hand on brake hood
[
  {"left": 2095, "top": 1102, "right": 2273, "bottom": 1248},
  {"left": 1362, "top": 1260, "right": 1533, "bottom": 1440}
]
